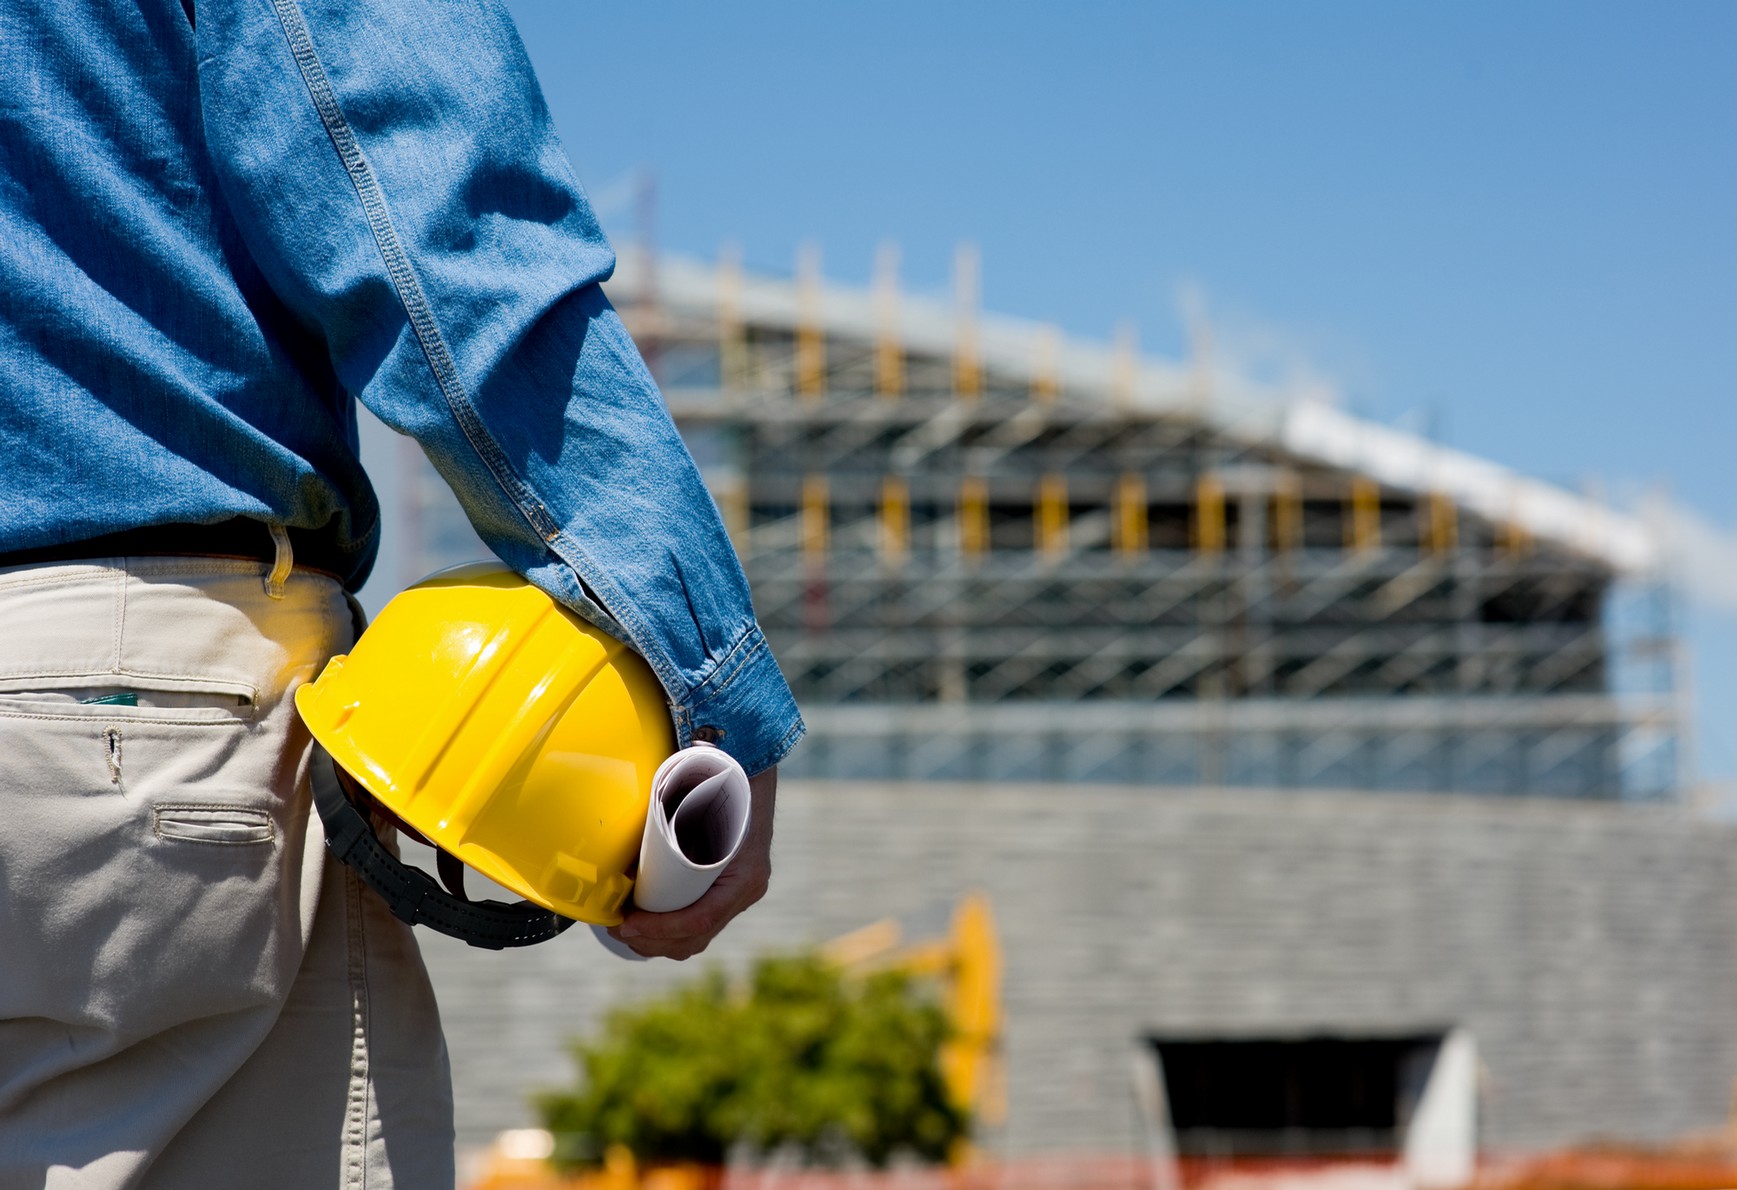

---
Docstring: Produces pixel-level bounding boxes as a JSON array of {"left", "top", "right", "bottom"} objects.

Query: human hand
[{"left": 606, "top": 765, "right": 777, "bottom": 960}]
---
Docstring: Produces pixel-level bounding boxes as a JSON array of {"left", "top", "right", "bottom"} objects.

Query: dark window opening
[{"left": 1151, "top": 1033, "right": 1444, "bottom": 1158}]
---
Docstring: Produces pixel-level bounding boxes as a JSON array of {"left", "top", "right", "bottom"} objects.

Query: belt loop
[{"left": 266, "top": 524, "right": 293, "bottom": 599}]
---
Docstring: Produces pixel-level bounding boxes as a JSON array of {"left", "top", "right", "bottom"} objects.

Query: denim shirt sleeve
[{"left": 191, "top": 0, "right": 802, "bottom": 774}]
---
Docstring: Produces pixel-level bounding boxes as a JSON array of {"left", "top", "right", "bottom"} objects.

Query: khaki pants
[{"left": 0, "top": 558, "right": 454, "bottom": 1189}]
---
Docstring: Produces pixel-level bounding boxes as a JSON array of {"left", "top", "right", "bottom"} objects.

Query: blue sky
[{"left": 501, "top": 0, "right": 1737, "bottom": 783}]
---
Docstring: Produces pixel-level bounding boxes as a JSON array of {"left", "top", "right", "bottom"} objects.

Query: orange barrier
[
  {"left": 472, "top": 1155, "right": 1164, "bottom": 1190},
  {"left": 475, "top": 1148, "right": 1737, "bottom": 1190},
  {"left": 1470, "top": 1144, "right": 1737, "bottom": 1190}
]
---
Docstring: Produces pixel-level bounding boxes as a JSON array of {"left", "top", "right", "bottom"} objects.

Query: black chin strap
[{"left": 312, "top": 761, "right": 577, "bottom": 950}]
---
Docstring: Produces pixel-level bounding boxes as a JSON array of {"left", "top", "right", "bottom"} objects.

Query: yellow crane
[{"left": 821, "top": 892, "right": 1006, "bottom": 1135}]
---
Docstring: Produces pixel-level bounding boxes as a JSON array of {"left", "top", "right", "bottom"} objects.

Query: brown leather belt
[{"left": 0, "top": 517, "right": 349, "bottom": 579}]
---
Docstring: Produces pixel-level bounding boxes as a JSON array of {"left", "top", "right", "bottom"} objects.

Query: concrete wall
[{"left": 418, "top": 782, "right": 1737, "bottom": 1156}]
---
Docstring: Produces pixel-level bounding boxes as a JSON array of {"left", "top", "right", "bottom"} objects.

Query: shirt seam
[
  {"left": 690, "top": 624, "right": 767, "bottom": 706},
  {"left": 0, "top": 666, "right": 262, "bottom": 691},
  {"left": 266, "top": 0, "right": 540, "bottom": 533},
  {"left": 265, "top": 0, "right": 692, "bottom": 706},
  {"left": 0, "top": 710, "right": 247, "bottom": 727}
]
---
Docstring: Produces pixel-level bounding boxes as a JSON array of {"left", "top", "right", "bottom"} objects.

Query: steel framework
[
  {"left": 379, "top": 247, "right": 1682, "bottom": 798},
  {"left": 621, "top": 251, "right": 1680, "bottom": 798}
]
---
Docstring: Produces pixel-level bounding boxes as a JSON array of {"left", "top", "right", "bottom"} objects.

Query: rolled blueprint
[
  {"left": 592, "top": 742, "right": 752, "bottom": 959},
  {"left": 634, "top": 741, "right": 753, "bottom": 911}
]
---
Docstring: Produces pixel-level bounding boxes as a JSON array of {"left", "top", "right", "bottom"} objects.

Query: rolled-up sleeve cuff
[{"left": 675, "top": 624, "right": 805, "bottom": 776}]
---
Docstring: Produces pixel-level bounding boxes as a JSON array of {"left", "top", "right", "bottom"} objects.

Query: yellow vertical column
[
  {"left": 959, "top": 476, "right": 989, "bottom": 561},
  {"left": 1497, "top": 484, "right": 1531, "bottom": 558},
  {"left": 1038, "top": 474, "right": 1069, "bottom": 559},
  {"left": 1031, "top": 325, "right": 1061, "bottom": 405},
  {"left": 795, "top": 243, "right": 825, "bottom": 403},
  {"left": 879, "top": 476, "right": 909, "bottom": 567},
  {"left": 1114, "top": 473, "right": 1148, "bottom": 558},
  {"left": 802, "top": 475, "right": 829, "bottom": 562},
  {"left": 1194, "top": 474, "right": 1225, "bottom": 555},
  {"left": 1348, "top": 478, "right": 1381, "bottom": 555},
  {"left": 873, "top": 240, "right": 904, "bottom": 401},
  {"left": 953, "top": 242, "right": 982, "bottom": 401},
  {"left": 1498, "top": 520, "right": 1532, "bottom": 558},
  {"left": 1272, "top": 475, "right": 1303, "bottom": 554},
  {"left": 1425, "top": 491, "right": 1458, "bottom": 557}
]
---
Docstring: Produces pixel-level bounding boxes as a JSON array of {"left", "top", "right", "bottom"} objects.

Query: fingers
[
  {"left": 608, "top": 859, "right": 770, "bottom": 960},
  {"left": 606, "top": 764, "right": 778, "bottom": 960}
]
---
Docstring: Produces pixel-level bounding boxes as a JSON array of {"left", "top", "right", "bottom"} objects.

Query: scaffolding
[
  {"left": 600, "top": 246, "right": 1684, "bottom": 799},
  {"left": 373, "top": 245, "right": 1679, "bottom": 799}
]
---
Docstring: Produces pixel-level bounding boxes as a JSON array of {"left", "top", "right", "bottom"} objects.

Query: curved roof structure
[{"left": 607, "top": 246, "right": 1657, "bottom": 574}]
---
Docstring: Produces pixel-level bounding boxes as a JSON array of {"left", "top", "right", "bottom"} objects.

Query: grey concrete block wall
[{"left": 417, "top": 782, "right": 1737, "bottom": 1156}]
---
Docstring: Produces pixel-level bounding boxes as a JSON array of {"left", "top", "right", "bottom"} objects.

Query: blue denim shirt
[{"left": 0, "top": 0, "right": 803, "bottom": 774}]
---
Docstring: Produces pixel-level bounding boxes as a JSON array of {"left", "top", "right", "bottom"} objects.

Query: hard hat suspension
[{"left": 313, "top": 759, "right": 578, "bottom": 950}]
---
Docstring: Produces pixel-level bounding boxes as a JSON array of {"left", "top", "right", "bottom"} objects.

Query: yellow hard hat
[{"left": 294, "top": 563, "right": 676, "bottom": 944}]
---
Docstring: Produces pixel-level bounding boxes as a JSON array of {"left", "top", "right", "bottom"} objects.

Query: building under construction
[
  {"left": 380, "top": 245, "right": 1737, "bottom": 1172},
  {"left": 602, "top": 245, "right": 1681, "bottom": 800}
]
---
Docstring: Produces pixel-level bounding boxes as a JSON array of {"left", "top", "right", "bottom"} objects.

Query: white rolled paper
[
  {"left": 592, "top": 741, "right": 752, "bottom": 959},
  {"left": 635, "top": 741, "right": 753, "bottom": 911}
]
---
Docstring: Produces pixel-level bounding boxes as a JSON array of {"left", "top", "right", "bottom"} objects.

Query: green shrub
[{"left": 537, "top": 952, "right": 967, "bottom": 1169}]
